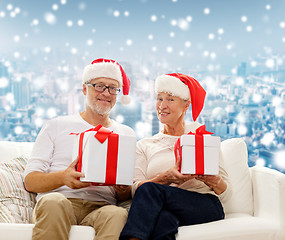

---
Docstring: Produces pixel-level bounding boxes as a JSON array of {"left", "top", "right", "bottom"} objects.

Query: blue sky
[{"left": 1, "top": 0, "right": 285, "bottom": 73}]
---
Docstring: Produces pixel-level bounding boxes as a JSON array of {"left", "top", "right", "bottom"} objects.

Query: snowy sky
[{"left": 1, "top": 0, "right": 285, "bottom": 73}]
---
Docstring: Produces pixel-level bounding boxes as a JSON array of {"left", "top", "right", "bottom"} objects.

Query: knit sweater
[{"left": 132, "top": 122, "right": 232, "bottom": 205}]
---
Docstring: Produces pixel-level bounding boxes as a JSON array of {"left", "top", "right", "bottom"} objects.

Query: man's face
[{"left": 83, "top": 77, "right": 119, "bottom": 116}]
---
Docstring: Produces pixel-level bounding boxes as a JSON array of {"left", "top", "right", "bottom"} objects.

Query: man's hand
[
  {"left": 62, "top": 156, "right": 92, "bottom": 189},
  {"left": 24, "top": 156, "right": 91, "bottom": 193},
  {"left": 113, "top": 185, "right": 131, "bottom": 202}
]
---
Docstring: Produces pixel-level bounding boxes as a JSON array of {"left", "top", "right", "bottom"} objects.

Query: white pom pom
[{"left": 120, "top": 95, "right": 131, "bottom": 105}]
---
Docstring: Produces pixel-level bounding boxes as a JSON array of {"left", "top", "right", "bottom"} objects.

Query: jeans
[{"left": 120, "top": 182, "right": 224, "bottom": 240}]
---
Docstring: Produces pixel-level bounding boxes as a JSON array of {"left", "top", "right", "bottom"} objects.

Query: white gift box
[
  {"left": 72, "top": 130, "right": 136, "bottom": 185},
  {"left": 179, "top": 135, "right": 220, "bottom": 175}
]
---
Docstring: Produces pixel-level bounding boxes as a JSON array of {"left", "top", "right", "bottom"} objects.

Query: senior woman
[{"left": 120, "top": 73, "right": 232, "bottom": 240}]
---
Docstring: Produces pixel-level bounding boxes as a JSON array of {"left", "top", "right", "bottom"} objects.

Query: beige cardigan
[{"left": 132, "top": 122, "right": 232, "bottom": 206}]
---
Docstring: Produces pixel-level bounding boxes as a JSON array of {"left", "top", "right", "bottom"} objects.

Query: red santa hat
[
  {"left": 82, "top": 58, "right": 131, "bottom": 105},
  {"left": 155, "top": 73, "right": 206, "bottom": 121}
]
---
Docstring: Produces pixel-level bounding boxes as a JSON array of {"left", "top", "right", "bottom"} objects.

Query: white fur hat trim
[
  {"left": 82, "top": 62, "right": 123, "bottom": 87},
  {"left": 155, "top": 75, "right": 190, "bottom": 100}
]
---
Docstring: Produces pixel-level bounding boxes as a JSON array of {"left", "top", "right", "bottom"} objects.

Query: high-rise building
[
  {"left": 151, "top": 110, "right": 160, "bottom": 135},
  {"left": 237, "top": 62, "right": 246, "bottom": 78},
  {"left": 12, "top": 77, "right": 30, "bottom": 109},
  {"left": 0, "top": 62, "right": 11, "bottom": 97}
]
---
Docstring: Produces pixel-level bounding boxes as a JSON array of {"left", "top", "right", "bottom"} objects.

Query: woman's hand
[
  {"left": 160, "top": 164, "right": 195, "bottom": 185},
  {"left": 151, "top": 152, "right": 194, "bottom": 186},
  {"left": 195, "top": 174, "right": 227, "bottom": 195},
  {"left": 137, "top": 153, "right": 195, "bottom": 187}
]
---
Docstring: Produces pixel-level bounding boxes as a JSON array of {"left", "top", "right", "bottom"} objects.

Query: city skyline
[{"left": 0, "top": 0, "right": 285, "bottom": 173}]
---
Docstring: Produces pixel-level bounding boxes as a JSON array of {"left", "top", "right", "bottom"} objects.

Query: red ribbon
[
  {"left": 174, "top": 125, "right": 213, "bottom": 174},
  {"left": 71, "top": 124, "right": 119, "bottom": 185}
]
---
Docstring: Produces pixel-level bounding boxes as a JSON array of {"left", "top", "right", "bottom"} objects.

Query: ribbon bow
[
  {"left": 94, "top": 125, "right": 113, "bottom": 143},
  {"left": 188, "top": 125, "right": 213, "bottom": 136},
  {"left": 70, "top": 124, "right": 113, "bottom": 144}
]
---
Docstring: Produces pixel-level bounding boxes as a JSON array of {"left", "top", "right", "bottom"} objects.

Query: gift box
[
  {"left": 71, "top": 125, "right": 136, "bottom": 186},
  {"left": 175, "top": 125, "right": 220, "bottom": 175}
]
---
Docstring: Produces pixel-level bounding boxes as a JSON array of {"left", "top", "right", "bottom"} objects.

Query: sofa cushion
[
  {"left": 0, "top": 223, "right": 95, "bottom": 240},
  {"left": 176, "top": 214, "right": 281, "bottom": 240},
  {"left": 0, "top": 156, "right": 36, "bottom": 223},
  {"left": 220, "top": 138, "right": 253, "bottom": 215}
]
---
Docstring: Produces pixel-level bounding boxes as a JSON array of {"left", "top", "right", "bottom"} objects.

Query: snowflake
[
  {"left": 61, "top": 0, "right": 67, "bottom": 5},
  {"left": 241, "top": 16, "right": 247, "bottom": 22},
  {"left": 14, "top": 126, "right": 23, "bottom": 135},
  {"left": 178, "top": 19, "right": 189, "bottom": 30},
  {"left": 13, "top": 35, "right": 20, "bottom": 42},
  {"left": 44, "top": 12, "right": 57, "bottom": 25},
  {"left": 87, "top": 39, "right": 93, "bottom": 46},
  {"left": 246, "top": 25, "right": 253, "bottom": 32},
  {"left": 77, "top": 19, "right": 84, "bottom": 26},
  {"left": 126, "top": 39, "right": 133, "bottom": 46},
  {"left": 186, "top": 16, "right": 192, "bottom": 22},
  {"left": 265, "top": 59, "right": 274, "bottom": 68},
  {"left": 113, "top": 10, "right": 120, "bottom": 17},
  {"left": 31, "top": 19, "right": 39, "bottom": 26},
  {"left": 265, "top": 4, "right": 271, "bottom": 10},
  {"left": 0, "top": 77, "right": 9, "bottom": 88},
  {"left": 204, "top": 8, "right": 210, "bottom": 15},
  {"left": 166, "top": 46, "right": 173, "bottom": 53},
  {"left": 14, "top": 52, "right": 20, "bottom": 58},
  {"left": 52, "top": 4, "right": 59, "bottom": 11},
  {"left": 217, "top": 28, "right": 224, "bottom": 35},
  {"left": 67, "top": 20, "right": 73, "bottom": 27},
  {"left": 185, "top": 41, "right": 191, "bottom": 48},
  {"left": 44, "top": 46, "right": 51, "bottom": 53},
  {"left": 71, "top": 48, "right": 77, "bottom": 54},
  {"left": 6, "top": 4, "right": 13, "bottom": 11},
  {"left": 150, "top": 15, "right": 157, "bottom": 22},
  {"left": 208, "top": 33, "right": 215, "bottom": 40}
]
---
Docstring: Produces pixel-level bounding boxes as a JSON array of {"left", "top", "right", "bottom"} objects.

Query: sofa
[{"left": 0, "top": 138, "right": 284, "bottom": 240}]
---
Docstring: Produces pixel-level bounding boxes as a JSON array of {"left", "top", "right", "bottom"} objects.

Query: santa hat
[
  {"left": 82, "top": 58, "right": 131, "bottom": 105},
  {"left": 155, "top": 73, "right": 206, "bottom": 121}
]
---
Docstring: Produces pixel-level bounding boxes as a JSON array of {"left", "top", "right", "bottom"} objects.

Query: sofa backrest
[
  {"left": 0, "top": 141, "right": 34, "bottom": 162},
  {"left": 0, "top": 141, "right": 36, "bottom": 223},
  {"left": 0, "top": 139, "right": 254, "bottom": 216},
  {"left": 220, "top": 138, "right": 253, "bottom": 215}
]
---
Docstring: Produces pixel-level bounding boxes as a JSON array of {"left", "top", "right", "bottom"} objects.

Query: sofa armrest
[{"left": 250, "top": 166, "right": 285, "bottom": 233}]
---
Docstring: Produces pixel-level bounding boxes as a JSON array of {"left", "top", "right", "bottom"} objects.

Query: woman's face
[{"left": 156, "top": 92, "right": 190, "bottom": 126}]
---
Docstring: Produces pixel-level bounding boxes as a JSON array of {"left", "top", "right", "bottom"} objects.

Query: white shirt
[{"left": 24, "top": 114, "right": 136, "bottom": 204}]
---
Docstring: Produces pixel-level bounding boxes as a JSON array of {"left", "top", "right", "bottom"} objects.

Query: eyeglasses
[{"left": 86, "top": 83, "right": 121, "bottom": 95}]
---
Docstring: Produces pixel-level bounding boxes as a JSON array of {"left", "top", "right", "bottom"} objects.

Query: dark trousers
[{"left": 120, "top": 182, "right": 224, "bottom": 240}]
